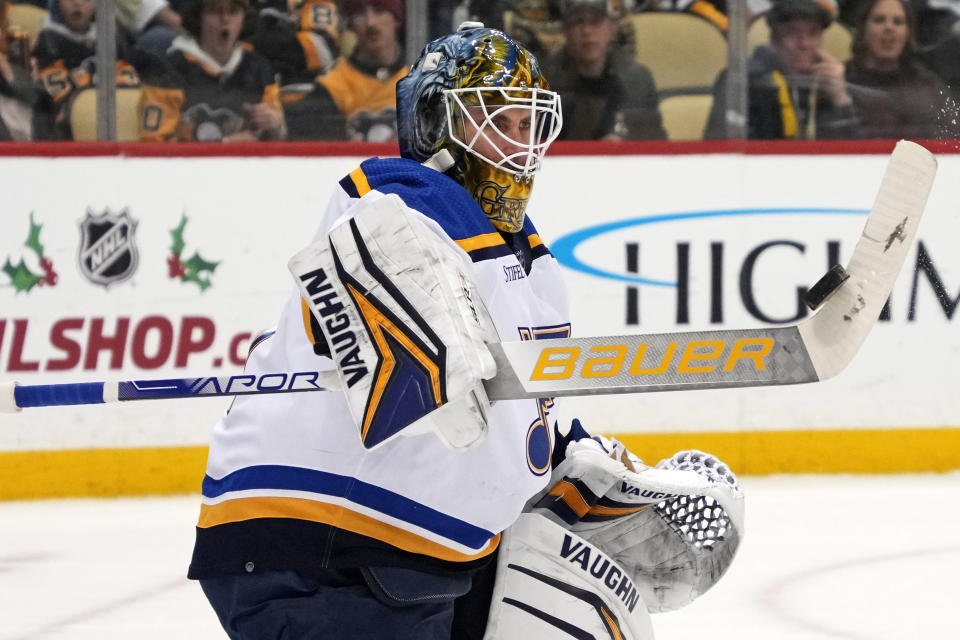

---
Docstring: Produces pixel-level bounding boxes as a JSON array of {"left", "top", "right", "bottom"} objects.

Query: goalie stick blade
[
  {"left": 797, "top": 140, "right": 936, "bottom": 381},
  {"left": 484, "top": 141, "right": 936, "bottom": 400}
]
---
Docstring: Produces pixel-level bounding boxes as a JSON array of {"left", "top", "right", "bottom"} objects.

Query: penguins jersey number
[
  {"left": 189, "top": 156, "right": 573, "bottom": 579},
  {"left": 31, "top": 24, "right": 140, "bottom": 139},
  {"left": 138, "top": 38, "right": 281, "bottom": 142}
]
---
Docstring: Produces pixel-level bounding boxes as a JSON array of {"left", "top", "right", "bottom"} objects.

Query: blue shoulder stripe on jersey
[
  {"left": 202, "top": 465, "right": 494, "bottom": 550},
  {"left": 356, "top": 157, "right": 495, "bottom": 241},
  {"left": 342, "top": 157, "right": 553, "bottom": 263}
]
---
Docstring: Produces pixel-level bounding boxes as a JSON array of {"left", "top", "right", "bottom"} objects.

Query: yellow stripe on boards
[
  {"left": 2, "top": 428, "right": 960, "bottom": 500},
  {"left": 614, "top": 428, "right": 960, "bottom": 475},
  {"left": 0, "top": 446, "right": 208, "bottom": 500}
]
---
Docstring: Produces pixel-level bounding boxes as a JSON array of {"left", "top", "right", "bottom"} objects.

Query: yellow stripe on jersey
[
  {"left": 689, "top": 0, "right": 729, "bottom": 31},
  {"left": 347, "top": 283, "right": 443, "bottom": 442},
  {"left": 456, "top": 232, "right": 506, "bottom": 253},
  {"left": 548, "top": 480, "right": 591, "bottom": 518},
  {"left": 587, "top": 503, "right": 652, "bottom": 518},
  {"left": 349, "top": 166, "right": 372, "bottom": 196},
  {"left": 772, "top": 70, "right": 799, "bottom": 139},
  {"left": 262, "top": 82, "right": 282, "bottom": 112},
  {"left": 297, "top": 31, "right": 324, "bottom": 72},
  {"left": 198, "top": 496, "right": 500, "bottom": 562},
  {"left": 301, "top": 297, "right": 317, "bottom": 347},
  {"left": 528, "top": 234, "right": 544, "bottom": 249},
  {"left": 138, "top": 85, "right": 184, "bottom": 142},
  {"left": 601, "top": 608, "right": 626, "bottom": 640}
]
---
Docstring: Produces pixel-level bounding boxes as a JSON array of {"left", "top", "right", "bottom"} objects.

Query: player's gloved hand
[{"left": 531, "top": 425, "right": 744, "bottom": 613}]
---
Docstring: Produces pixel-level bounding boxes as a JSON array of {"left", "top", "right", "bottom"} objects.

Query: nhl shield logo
[{"left": 78, "top": 209, "right": 139, "bottom": 287}]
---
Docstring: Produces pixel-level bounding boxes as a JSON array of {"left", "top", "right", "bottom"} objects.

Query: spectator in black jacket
[
  {"left": 542, "top": 0, "right": 665, "bottom": 140},
  {"left": 705, "top": 0, "right": 860, "bottom": 139}
]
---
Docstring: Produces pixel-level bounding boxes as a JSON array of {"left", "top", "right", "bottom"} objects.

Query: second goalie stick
[{"left": 0, "top": 141, "right": 937, "bottom": 412}]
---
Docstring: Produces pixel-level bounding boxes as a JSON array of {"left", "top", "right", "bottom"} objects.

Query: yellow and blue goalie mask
[{"left": 396, "top": 24, "right": 563, "bottom": 232}]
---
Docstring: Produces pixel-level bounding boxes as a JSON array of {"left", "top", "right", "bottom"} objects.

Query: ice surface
[{"left": 2, "top": 473, "right": 958, "bottom": 639}]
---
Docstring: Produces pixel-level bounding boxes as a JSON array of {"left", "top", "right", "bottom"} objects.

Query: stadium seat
[
  {"left": 746, "top": 15, "right": 852, "bottom": 62},
  {"left": 659, "top": 94, "right": 713, "bottom": 140},
  {"left": 6, "top": 3, "right": 48, "bottom": 50},
  {"left": 623, "top": 12, "right": 727, "bottom": 95},
  {"left": 69, "top": 88, "right": 143, "bottom": 141}
]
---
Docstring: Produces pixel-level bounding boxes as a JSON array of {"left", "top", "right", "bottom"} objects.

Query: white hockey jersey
[{"left": 189, "top": 157, "right": 573, "bottom": 578}]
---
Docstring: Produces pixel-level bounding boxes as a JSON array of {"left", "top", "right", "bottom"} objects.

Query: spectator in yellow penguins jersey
[
  {"left": 284, "top": 0, "right": 405, "bottom": 141},
  {"left": 137, "top": 0, "right": 286, "bottom": 141},
  {"left": 645, "top": 0, "right": 730, "bottom": 32},
  {"left": 31, "top": 0, "right": 141, "bottom": 140},
  {"left": 252, "top": 0, "right": 341, "bottom": 84}
]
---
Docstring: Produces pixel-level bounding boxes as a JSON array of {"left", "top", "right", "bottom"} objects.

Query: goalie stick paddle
[{"left": 0, "top": 141, "right": 937, "bottom": 412}]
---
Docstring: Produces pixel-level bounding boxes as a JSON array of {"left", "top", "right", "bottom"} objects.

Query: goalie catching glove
[
  {"left": 289, "top": 193, "right": 498, "bottom": 450},
  {"left": 530, "top": 431, "right": 744, "bottom": 612}
]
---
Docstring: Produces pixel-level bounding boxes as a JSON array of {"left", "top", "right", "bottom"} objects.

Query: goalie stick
[{"left": 0, "top": 140, "right": 936, "bottom": 412}]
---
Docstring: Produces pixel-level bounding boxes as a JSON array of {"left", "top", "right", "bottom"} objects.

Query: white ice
[{"left": 1, "top": 473, "right": 958, "bottom": 639}]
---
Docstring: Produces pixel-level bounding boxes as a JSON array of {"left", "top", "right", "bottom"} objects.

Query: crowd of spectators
[{"left": 0, "top": 0, "right": 957, "bottom": 142}]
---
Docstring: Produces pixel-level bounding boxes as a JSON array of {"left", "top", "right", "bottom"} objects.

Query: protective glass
[{"left": 444, "top": 87, "right": 563, "bottom": 178}]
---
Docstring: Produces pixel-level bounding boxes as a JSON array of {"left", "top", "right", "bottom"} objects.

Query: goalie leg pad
[
  {"left": 483, "top": 513, "right": 655, "bottom": 640},
  {"left": 289, "top": 194, "right": 497, "bottom": 450}
]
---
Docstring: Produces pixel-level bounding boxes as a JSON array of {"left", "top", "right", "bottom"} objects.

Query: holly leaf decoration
[
  {"left": 3, "top": 258, "right": 42, "bottom": 293},
  {"left": 182, "top": 252, "right": 219, "bottom": 291},
  {"left": 24, "top": 213, "right": 44, "bottom": 259},
  {"left": 170, "top": 214, "right": 188, "bottom": 257}
]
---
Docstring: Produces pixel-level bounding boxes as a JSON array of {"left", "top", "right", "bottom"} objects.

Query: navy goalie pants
[{"left": 200, "top": 566, "right": 473, "bottom": 640}]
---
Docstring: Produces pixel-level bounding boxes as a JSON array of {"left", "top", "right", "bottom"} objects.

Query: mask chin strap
[{"left": 421, "top": 149, "right": 456, "bottom": 172}]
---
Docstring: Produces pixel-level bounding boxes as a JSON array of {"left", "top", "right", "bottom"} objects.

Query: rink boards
[{"left": 1, "top": 145, "right": 958, "bottom": 498}]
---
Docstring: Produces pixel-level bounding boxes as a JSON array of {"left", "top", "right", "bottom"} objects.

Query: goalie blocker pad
[
  {"left": 289, "top": 194, "right": 497, "bottom": 449},
  {"left": 484, "top": 513, "right": 655, "bottom": 640}
]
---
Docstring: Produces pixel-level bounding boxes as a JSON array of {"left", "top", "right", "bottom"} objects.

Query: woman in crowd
[{"left": 844, "top": 0, "right": 951, "bottom": 139}]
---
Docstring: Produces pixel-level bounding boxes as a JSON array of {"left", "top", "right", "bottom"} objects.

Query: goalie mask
[{"left": 396, "top": 23, "right": 563, "bottom": 232}]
